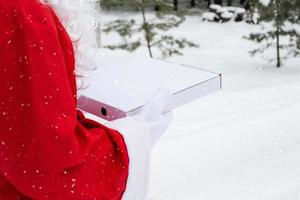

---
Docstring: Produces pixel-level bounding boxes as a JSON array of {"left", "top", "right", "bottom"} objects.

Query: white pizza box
[{"left": 77, "top": 56, "right": 222, "bottom": 121}]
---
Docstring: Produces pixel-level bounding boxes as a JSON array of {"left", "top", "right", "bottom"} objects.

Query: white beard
[{"left": 41, "top": 0, "right": 99, "bottom": 89}]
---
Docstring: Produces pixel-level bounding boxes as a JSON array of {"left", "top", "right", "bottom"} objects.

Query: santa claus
[{"left": 0, "top": 0, "right": 172, "bottom": 199}]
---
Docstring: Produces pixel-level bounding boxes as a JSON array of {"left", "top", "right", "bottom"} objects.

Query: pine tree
[
  {"left": 244, "top": 0, "right": 259, "bottom": 24},
  {"left": 290, "top": 0, "right": 300, "bottom": 56},
  {"left": 101, "top": 0, "right": 124, "bottom": 9},
  {"left": 102, "top": 0, "right": 198, "bottom": 58},
  {"left": 99, "top": 0, "right": 135, "bottom": 10},
  {"left": 246, "top": 0, "right": 300, "bottom": 67}
]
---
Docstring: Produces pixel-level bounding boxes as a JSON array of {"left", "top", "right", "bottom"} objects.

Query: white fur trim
[
  {"left": 43, "top": 0, "right": 99, "bottom": 89},
  {"left": 106, "top": 116, "right": 152, "bottom": 200}
]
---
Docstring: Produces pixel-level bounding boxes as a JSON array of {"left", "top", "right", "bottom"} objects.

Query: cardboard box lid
[{"left": 78, "top": 56, "right": 221, "bottom": 114}]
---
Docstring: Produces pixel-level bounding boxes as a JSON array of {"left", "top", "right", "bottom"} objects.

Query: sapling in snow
[{"left": 102, "top": 0, "right": 198, "bottom": 58}]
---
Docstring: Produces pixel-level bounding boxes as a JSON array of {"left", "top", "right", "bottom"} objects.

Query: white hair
[{"left": 41, "top": 0, "right": 100, "bottom": 89}]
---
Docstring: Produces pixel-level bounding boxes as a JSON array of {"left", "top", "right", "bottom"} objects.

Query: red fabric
[{"left": 0, "top": 0, "right": 129, "bottom": 199}]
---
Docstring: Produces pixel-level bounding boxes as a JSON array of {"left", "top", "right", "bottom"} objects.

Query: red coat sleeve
[{"left": 0, "top": 1, "right": 129, "bottom": 199}]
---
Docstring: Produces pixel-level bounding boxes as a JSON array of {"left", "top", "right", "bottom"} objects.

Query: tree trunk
[
  {"left": 207, "top": 0, "right": 211, "bottom": 8},
  {"left": 96, "top": 23, "right": 102, "bottom": 48},
  {"left": 191, "top": 0, "right": 196, "bottom": 7},
  {"left": 276, "top": 24, "right": 281, "bottom": 67},
  {"left": 140, "top": 2, "right": 153, "bottom": 58},
  {"left": 275, "top": 0, "right": 281, "bottom": 67},
  {"left": 174, "top": 0, "right": 178, "bottom": 11}
]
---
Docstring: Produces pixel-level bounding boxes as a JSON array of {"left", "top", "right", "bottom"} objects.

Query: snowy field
[{"left": 93, "top": 14, "right": 300, "bottom": 199}]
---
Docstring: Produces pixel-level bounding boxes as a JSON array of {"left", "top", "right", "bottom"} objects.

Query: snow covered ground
[{"left": 96, "top": 14, "right": 300, "bottom": 199}]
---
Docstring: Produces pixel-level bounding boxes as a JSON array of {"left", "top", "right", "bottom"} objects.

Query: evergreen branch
[
  {"left": 103, "top": 19, "right": 138, "bottom": 37},
  {"left": 104, "top": 41, "right": 141, "bottom": 52}
]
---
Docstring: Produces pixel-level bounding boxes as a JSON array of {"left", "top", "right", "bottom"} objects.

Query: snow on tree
[{"left": 259, "top": 0, "right": 270, "bottom": 6}]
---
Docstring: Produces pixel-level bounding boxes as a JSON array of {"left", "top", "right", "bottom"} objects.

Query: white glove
[
  {"left": 106, "top": 87, "right": 173, "bottom": 200},
  {"left": 135, "top": 86, "right": 173, "bottom": 146}
]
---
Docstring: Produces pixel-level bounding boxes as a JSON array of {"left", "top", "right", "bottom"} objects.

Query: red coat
[{"left": 0, "top": 0, "right": 129, "bottom": 199}]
